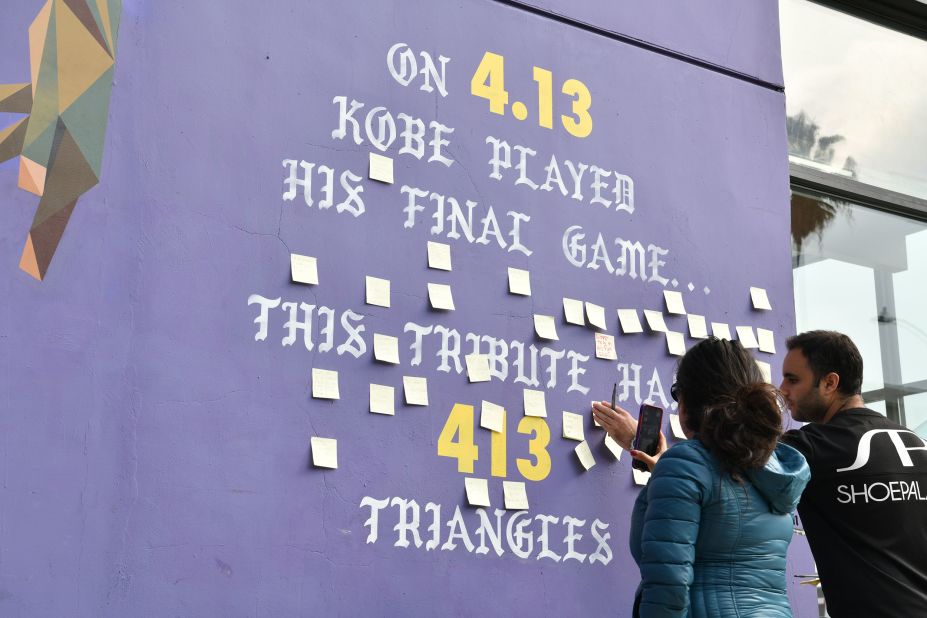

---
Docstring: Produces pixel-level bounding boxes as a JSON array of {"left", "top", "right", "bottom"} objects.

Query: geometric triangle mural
[{"left": 1, "top": 0, "right": 121, "bottom": 280}]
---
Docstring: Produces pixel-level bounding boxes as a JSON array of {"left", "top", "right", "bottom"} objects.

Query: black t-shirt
[{"left": 783, "top": 408, "right": 927, "bottom": 617}]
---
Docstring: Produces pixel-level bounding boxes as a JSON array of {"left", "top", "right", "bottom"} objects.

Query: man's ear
[{"left": 820, "top": 371, "right": 841, "bottom": 395}]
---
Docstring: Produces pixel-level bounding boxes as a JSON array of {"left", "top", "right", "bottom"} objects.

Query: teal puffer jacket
[{"left": 629, "top": 440, "right": 810, "bottom": 617}]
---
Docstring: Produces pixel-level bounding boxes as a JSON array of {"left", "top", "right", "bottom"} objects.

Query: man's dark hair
[{"left": 785, "top": 330, "right": 863, "bottom": 396}]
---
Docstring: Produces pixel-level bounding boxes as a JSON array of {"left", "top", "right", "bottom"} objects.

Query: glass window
[
  {"left": 780, "top": 0, "right": 927, "bottom": 200},
  {"left": 791, "top": 190, "right": 927, "bottom": 428},
  {"left": 904, "top": 392, "right": 927, "bottom": 438}
]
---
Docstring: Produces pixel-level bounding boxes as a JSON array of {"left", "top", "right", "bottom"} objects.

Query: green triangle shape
[
  {"left": 59, "top": 67, "right": 114, "bottom": 176},
  {"left": 83, "top": 1, "right": 109, "bottom": 52},
  {"left": 22, "top": 6, "right": 59, "bottom": 166},
  {"left": 108, "top": 0, "right": 122, "bottom": 46}
]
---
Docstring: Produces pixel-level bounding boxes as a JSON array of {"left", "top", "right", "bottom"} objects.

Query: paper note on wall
[
  {"left": 751, "top": 287, "right": 772, "bottom": 310},
  {"left": 562, "top": 411, "right": 585, "bottom": 441},
  {"left": 687, "top": 314, "right": 708, "bottom": 339},
  {"left": 290, "top": 253, "right": 319, "bottom": 285},
  {"left": 311, "top": 437, "right": 338, "bottom": 469},
  {"left": 312, "top": 368, "right": 340, "bottom": 400},
  {"left": 563, "top": 298, "right": 585, "bottom": 325},
  {"left": 465, "top": 354, "right": 491, "bottom": 383},
  {"left": 428, "top": 283, "right": 455, "bottom": 310},
  {"left": 534, "top": 314, "right": 559, "bottom": 340},
  {"left": 523, "top": 389, "right": 547, "bottom": 418},
  {"left": 575, "top": 441, "right": 596, "bottom": 470},
  {"left": 585, "top": 302, "right": 607, "bottom": 330},
  {"left": 427, "top": 241, "right": 452, "bottom": 271},
  {"left": 664, "top": 290, "right": 686, "bottom": 315},
  {"left": 403, "top": 376, "right": 429, "bottom": 406},
  {"left": 503, "top": 481, "right": 529, "bottom": 510},
  {"left": 368, "top": 152, "right": 394, "bottom": 184},
  {"left": 465, "top": 477, "right": 491, "bottom": 507},
  {"left": 366, "top": 276, "right": 391, "bottom": 308},
  {"left": 508, "top": 267, "right": 531, "bottom": 296},
  {"left": 481, "top": 401, "right": 505, "bottom": 432},
  {"left": 618, "top": 309, "right": 644, "bottom": 334},
  {"left": 373, "top": 333, "right": 400, "bottom": 364},
  {"left": 369, "top": 384, "right": 395, "bottom": 415},
  {"left": 595, "top": 333, "right": 617, "bottom": 360}
]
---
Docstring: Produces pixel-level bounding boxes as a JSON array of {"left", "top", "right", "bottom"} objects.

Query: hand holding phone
[{"left": 632, "top": 404, "right": 664, "bottom": 472}]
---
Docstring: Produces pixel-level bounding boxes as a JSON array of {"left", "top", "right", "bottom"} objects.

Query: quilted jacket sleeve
[{"left": 634, "top": 444, "right": 711, "bottom": 618}]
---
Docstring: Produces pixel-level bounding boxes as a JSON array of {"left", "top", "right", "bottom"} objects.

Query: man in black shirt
[{"left": 779, "top": 330, "right": 927, "bottom": 617}]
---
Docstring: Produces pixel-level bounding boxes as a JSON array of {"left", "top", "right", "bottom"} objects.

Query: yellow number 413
[{"left": 437, "top": 403, "right": 552, "bottom": 482}]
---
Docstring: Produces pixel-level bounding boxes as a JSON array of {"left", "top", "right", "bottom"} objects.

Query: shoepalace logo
[
  {"left": 835, "top": 429, "right": 927, "bottom": 505},
  {"left": 836, "top": 429, "right": 927, "bottom": 472}
]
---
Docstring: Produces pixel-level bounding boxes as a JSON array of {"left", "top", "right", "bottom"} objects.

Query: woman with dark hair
[{"left": 593, "top": 337, "right": 810, "bottom": 618}]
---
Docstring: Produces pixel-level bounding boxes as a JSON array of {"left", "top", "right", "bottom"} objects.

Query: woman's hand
[
  {"left": 630, "top": 432, "right": 668, "bottom": 472},
  {"left": 591, "top": 401, "right": 638, "bottom": 450}
]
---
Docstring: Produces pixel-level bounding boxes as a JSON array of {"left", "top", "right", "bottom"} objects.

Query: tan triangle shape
[
  {"left": 63, "top": 0, "right": 110, "bottom": 57},
  {"left": 28, "top": 1, "right": 54, "bottom": 87},
  {"left": 96, "top": 0, "right": 115, "bottom": 54},
  {"left": 56, "top": 2, "right": 114, "bottom": 113},
  {"left": 18, "top": 156, "right": 46, "bottom": 196},
  {"left": 0, "top": 83, "right": 32, "bottom": 113},
  {"left": 0, "top": 117, "right": 29, "bottom": 163},
  {"left": 19, "top": 234, "right": 42, "bottom": 280}
]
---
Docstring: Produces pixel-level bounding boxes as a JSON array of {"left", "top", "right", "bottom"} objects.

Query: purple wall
[{"left": 0, "top": 0, "right": 816, "bottom": 616}]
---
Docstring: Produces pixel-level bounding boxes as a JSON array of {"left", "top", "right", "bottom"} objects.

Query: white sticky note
[
  {"left": 595, "top": 333, "right": 617, "bottom": 360},
  {"left": 562, "top": 411, "right": 585, "bottom": 441},
  {"left": 428, "top": 283, "right": 455, "bottom": 310},
  {"left": 534, "top": 314, "right": 559, "bottom": 340},
  {"left": 481, "top": 400, "right": 505, "bottom": 433},
  {"left": 290, "top": 253, "right": 318, "bottom": 285},
  {"left": 311, "top": 368, "right": 340, "bottom": 400},
  {"left": 757, "top": 328, "right": 776, "bottom": 354},
  {"left": 591, "top": 401, "right": 602, "bottom": 428},
  {"left": 643, "top": 310, "right": 668, "bottom": 333},
  {"left": 632, "top": 468, "right": 651, "bottom": 486},
  {"left": 575, "top": 441, "right": 596, "bottom": 470},
  {"left": 617, "top": 309, "right": 644, "bottom": 334},
  {"left": 736, "top": 326, "right": 759, "bottom": 349},
  {"left": 369, "top": 384, "right": 395, "bottom": 416},
  {"left": 563, "top": 298, "right": 585, "bottom": 325},
  {"left": 368, "top": 152, "right": 394, "bottom": 184},
  {"left": 712, "top": 322, "right": 732, "bottom": 340},
  {"left": 427, "top": 241, "right": 452, "bottom": 271},
  {"left": 373, "top": 333, "right": 400, "bottom": 364},
  {"left": 751, "top": 287, "right": 772, "bottom": 311},
  {"left": 365, "top": 276, "right": 391, "bottom": 308},
  {"left": 403, "top": 376, "right": 429, "bottom": 406},
  {"left": 503, "top": 481, "right": 529, "bottom": 510},
  {"left": 664, "top": 290, "right": 686, "bottom": 315},
  {"left": 585, "top": 302, "right": 607, "bottom": 330},
  {"left": 310, "top": 436, "right": 338, "bottom": 469},
  {"left": 465, "top": 353, "right": 491, "bottom": 383},
  {"left": 687, "top": 314, "right": 708, "bottom": 339},
  {"left": 508, "top": 267, "right": 531, "bottom": 296},
  {"left": 757, "top": 360, "right": 773, "bottom": 384},
  {"left": 523, "top": 388, "right": 547, "bottom": 418},
  {"left": 465, "top": 477, "right": 491, "bottom": 507},
  {"left": 605, "top": 435, "right": 623, "bottom": 460},
  {"left": 670, "top": 414, "right": 686, "bottom": 440},
  {"left": 666, "top": 331, "right": 686, "bottom": 356}
]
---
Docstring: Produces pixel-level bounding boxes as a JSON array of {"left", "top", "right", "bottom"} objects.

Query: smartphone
[{"left": 632, "top": 404, "right": 664, "bottom": 471}]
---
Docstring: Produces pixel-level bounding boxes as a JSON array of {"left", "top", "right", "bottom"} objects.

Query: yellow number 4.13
[
  {"left": 437, "top": 403, "right": 551, "bottom": 482},
  {"left": 471, "top": 51, "right": 509, "bottom": 115}
]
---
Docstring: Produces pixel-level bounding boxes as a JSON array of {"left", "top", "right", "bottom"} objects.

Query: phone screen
[{"left": 632, "top": 404, "right": 664, "bottom": 471}]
